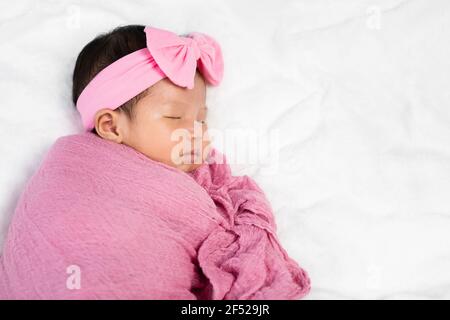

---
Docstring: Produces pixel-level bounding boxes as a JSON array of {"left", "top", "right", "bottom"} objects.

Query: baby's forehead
[
  {"left": 142, "top": 82, "right": 206, "bottom": 107},
  {"left": 140, "top": 93, "right": 207, "bottom": 113},
  {"left": 151, "top": 76, "right": 205, "bottom": 96},
  {"left": 158, "top": 101, "right": 208, "bottom": 111}
]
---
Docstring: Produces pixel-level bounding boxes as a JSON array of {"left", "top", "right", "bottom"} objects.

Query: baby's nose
[{"left": 187, "top": 120, "right": 205, "bottom": 138}]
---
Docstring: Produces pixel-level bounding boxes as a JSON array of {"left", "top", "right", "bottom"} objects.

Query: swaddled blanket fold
[{"left": 0, "top": 132, "right": 310, "bottom": 299}]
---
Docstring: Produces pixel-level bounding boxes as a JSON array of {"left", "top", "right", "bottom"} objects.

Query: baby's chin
[
  {"left": 178, "top": 162, "right": 204, "bottom": 173},
  {"left": 174, "top": 152, "right": 209, "bottom": 172}
]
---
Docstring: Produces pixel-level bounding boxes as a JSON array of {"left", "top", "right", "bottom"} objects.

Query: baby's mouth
[
  {"left": 180, "top": 149, "right": 202, "bottom": 163},
  {"left": 180, "top": 147, "right": 201, "bottom": 156}
]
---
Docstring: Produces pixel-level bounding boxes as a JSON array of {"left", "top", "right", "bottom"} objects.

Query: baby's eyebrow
[
  {"left": 163, "top": 101, "right": 208, "bottom": 110},
  {"left": 160, "top": 105, "right": 207, "bottom": 118}
]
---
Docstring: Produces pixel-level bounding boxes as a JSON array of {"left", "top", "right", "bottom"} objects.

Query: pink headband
[{"left": 76, "top": 26, "right": 224, "bottom": 131}]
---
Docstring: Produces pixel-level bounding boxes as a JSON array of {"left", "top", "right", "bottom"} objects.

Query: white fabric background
[{"left": 0, "top": 0, "right": 449, "bottom": 299}]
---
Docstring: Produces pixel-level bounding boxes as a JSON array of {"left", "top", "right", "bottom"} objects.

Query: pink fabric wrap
[{"left": 0, "top": 133, "right": 310, "bottom": 299}]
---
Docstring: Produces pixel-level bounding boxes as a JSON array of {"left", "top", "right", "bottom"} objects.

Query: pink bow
[
  {"left": 76, "top": 26, "right": 224, "bottom": 131},
  {"left": 144, "top": 26, "right": 224, "bottom": 89}
]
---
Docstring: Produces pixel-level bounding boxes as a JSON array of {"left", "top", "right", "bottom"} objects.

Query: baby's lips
[
  {"left": 180, "top": 149, "right": 200, "bottom": 156},
  {"left": 180, "top": 144, "right": 210, "bottom": 156}
]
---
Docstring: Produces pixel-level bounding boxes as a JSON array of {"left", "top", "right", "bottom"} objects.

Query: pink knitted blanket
[{"left": 0, "top": 132, "right": 310, "bottom": 299}]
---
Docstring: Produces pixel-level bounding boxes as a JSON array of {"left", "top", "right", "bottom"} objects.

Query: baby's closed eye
[
  {"left": 164, "top": 116, "right": 182, "bottom": 119},
  {"left": 163, "top": 116, "right": 207, "bottom": 124}
]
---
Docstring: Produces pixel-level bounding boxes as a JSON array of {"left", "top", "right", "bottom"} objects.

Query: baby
[
  {"left": 0, "top": 25, "right": 310, "bottom": 300},
  {"left": 73, "top": 24, "right": 216, "bottom": 172}
]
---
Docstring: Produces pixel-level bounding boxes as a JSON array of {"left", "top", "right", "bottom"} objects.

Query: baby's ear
[{"left": 94, "top": 108, "right": 124, "bottom": 143}]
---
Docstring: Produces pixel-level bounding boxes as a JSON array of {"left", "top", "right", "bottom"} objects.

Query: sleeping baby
[{"left": 0, "top": 25, "right": 310, "bottom": 299}]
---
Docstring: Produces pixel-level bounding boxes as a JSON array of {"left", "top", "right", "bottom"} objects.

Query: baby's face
[{"left": 121, "top": 72, "right": 210, "bottom": 172}]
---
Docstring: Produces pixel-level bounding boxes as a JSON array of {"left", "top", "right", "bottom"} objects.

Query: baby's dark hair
[{"left": 72, "top": 24, "right": 148, "bottom": 133}]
